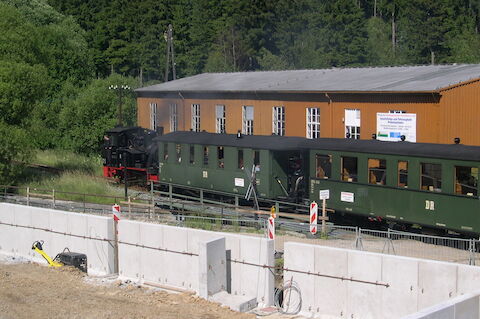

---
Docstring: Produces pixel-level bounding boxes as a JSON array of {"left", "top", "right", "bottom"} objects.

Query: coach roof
[
  {"left": 155, "top": 131, "right": 480, "bottom": 161},
  {"left": 136, "top": 64, "right": 480, "bottom": 94}
]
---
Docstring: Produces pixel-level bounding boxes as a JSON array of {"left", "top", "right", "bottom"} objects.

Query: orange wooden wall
[{"left": 137, "top": 80, "right": 480, "bottom": 146}]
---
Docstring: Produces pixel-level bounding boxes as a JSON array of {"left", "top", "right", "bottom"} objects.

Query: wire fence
[{"left": 1, "top": 184, "right": 479, "bottom": 266}]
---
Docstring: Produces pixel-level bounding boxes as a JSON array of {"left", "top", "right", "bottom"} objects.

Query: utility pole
[
  {"left": 164, "top": 24, "right": 176, "bottom": 82},
  {"left": 109, "top": 85, "right": 131, "bottom": 127}
]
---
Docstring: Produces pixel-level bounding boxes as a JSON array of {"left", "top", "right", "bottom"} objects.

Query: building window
[
  {"left": 149, "top": 102, "right": 157, "bottom": 131},
  {"left": 421, "top": 163, "right": 442, "bottom": 192},
  {"left": 176, "top": 144, "right": 182, "bottom": 163},
  {"left": 238, "top": 150, "right": 244, "bottom": 169},
  {"left": 203, "top": 146, "right": 209, "bottom": 166},
  {"left": 316, "top": 154, "right": 332, "bottom": 179},
  {"left": 163, "top": 143, "right": 169, "bottom": 161},
  {"left": 341, "top": 156, "right": 357, "bottom": 182},
  {"left": 306, "top": 107, "right": 320, "bottom": 139},
  {"left": 192, "top": 104, "right": 200, "bottom": 132},
  {"left": 368, "top": 158, "right": 387, "bottom": 185},
  {"left": 242, "top": 106, "right": 254, "bottom": 135},
  {"left": 345, "top": 109, "right": 360, "bottom": 139},
  {"left": 398, "top": 161, "right": 408, "bottom": 188},
  {"left": 216, "top": 105, "right": 226, "bottom": 133},
  {"left": 189, "top": 145, "right": 195, "bottom": 164},
  {"left": 217, "top": 146, "right": 224, "bottom": 168},
  {"left": 455, "top": 166, "right": 478, "bottom": 196},
  {"left": 170, "top": 104, "right": 177, "bottom": 132},
  {"left": 272, "top": 106, "right": 285, "bottom": 136}
]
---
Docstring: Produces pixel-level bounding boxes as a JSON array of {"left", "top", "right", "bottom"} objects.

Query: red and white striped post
[
  {"left": 112, "top": 204, "right": 121, "bottom": 274},
  {"left": 268, "top": 217, "right": 275, "bottom": 240},
  {"left": 310, "top": 201, "right": 318, "bottom": 235}
]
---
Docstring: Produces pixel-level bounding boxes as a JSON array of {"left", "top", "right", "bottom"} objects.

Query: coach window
[
  {"left": 455, "top": 166, "right": 478, "bottom": 196},
  {"left": 163, "top": 143, "right": 169, "bottom": 161},
  {"left": 218, "top": 147, "right": 224, "bottom": 168},
  {"left": 238, "top": 150, "right": 244, "bottom": 170},
  {"left": 316, "top": 154, "right": 332, "bottom": 179},
  {"left": 254, "top": 150, "right": 260, "bottom": 172},
  {"left": 341, "top": 156, "right": 357, "bottom": 182},
  {"left": 189, "top": 145, "right": 195, "bottom": 164},
  {"left": 398, "top": 161, "right": 408, "bottom": 188},
  {"left": 203, "top": 146, "right": 209, "bottom": 166},
  {"left": 368, "top": 159, "right": 386, "bottom": 185},
  {"left": 421, "top": 163, "right": 442, "bottom": 192}
]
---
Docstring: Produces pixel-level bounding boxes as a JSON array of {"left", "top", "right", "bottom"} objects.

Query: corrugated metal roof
[{"left": 136, "top": 64, "right": 480, "bottom": 94}]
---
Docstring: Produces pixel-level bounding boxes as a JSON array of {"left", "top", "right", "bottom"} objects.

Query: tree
[
  {"left": 57, "top": 74, "right": 138, "bottom": 154},
  {"left": 0, "top": 122, "right": 30, "bottom": 185}
]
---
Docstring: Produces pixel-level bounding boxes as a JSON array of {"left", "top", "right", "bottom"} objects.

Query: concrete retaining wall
[
  {"left": 284, "top": 242, "right": 480, "bottom": 319},
  {"left": 118, "top": 220, "right": 274, "bottom": 307},
  {"left": 402, "top": 290, "right": 480, "bottom": 319},
  {"left": 0, "top": 203, "right": 114, "bottom": 275}
]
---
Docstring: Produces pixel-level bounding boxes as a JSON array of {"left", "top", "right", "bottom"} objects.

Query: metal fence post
[
  {"left": 168, "top": 183, "right": 173, "bottom": 210},
  {"left": 52, "top": 189, "right": 56, "bottom": 209},
  {"left": 469, "top": 239, "right": 476, "bottom": 266},
  {"left": 355, "top": 227, "right": 364, "bottom": 250},
  {"left": 200, "top": 189, "right": 204, "bottom": 205}
]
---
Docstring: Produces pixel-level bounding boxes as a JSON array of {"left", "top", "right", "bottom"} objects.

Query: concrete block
[
  {"left": 210, "top": 291, "right": 257, "bottom": 312},
  {"left": 198, "top": 236, "right": 226, "bottom": 298},
  {"left": 381, "top": 254, "right": 419, "bottom": 318},
  {"left": 417, "top": 260, "right": 457, "bottom": 310},
  {"left": 346, "top": 250, "right": 384, "bottom": 319},
  {"left": 313, "top": 246, "right": 348, "bottom": 318}
]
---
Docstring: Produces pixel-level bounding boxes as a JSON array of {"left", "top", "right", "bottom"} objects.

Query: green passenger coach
[
  {"left": 308, "top": 139, "right": 480, "bottom": 234},
  {"left": 155, "top": 132, "right": 309, "bottom": 200},
  {"left": 155, "top": 131, "right": 480, "bottom": 235}
]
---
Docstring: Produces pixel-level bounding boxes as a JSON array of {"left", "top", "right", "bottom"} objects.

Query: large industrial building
[{"left": 135, "top": 64, "right": 480, "bottom": 146}]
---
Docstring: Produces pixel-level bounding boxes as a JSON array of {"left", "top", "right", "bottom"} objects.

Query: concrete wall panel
[
  {"left": 457, "top": 264, "right": 480, "bottom": 294},
  {"left": 161, "top": 225, "right": 192, "bottom": 289},
  {"left": 139, "top": 222, "right": 164, "bottom": 284},
  {"left": 118, "top": 220, "right": 141, "bottom": 280},
  {"left": 13, "top": 205, "right": 33, "bottom": 258},
  {"left": 417, "top": 261, "right": 458, "bottom": 310},
  {"left": 381, "top": 255, "right": 419, "bottom": 317},
  {"left": 86, "top": 215, "right": 114, "bottom": 275},
  {"left": 199, "top": 237, "right": 226, "bottom": 298},
  {"left": 346, "top": 250, "right": 384, "bottom": 319},
  {"left": 314, "top": 246, "right": 348, "bottom": 318},
  {"left": 284, "top": 242, "right": 315, "bottom": 315},
  {"left": 0, "top": 204, "right": 16, "bottom": 253}
]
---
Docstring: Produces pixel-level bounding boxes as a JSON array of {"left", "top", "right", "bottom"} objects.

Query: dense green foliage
[
  {"left": 2, "top": 0, "right": 480, "bottom": 184},
  {"left": 47, "top": 0, "right": 480, "bottom": 79}
]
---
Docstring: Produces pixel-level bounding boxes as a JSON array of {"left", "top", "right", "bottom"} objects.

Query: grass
[
  {"left": 14, "top": 149, "right": 125, "bottom": 205},
  {"left": 34, "top": 149, "right": 104, "bottom": 176}
]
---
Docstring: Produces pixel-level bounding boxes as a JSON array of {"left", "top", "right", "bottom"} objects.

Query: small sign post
[
  {"left": 310, "top": 201, "right": 318, "bottom": 235},
  {"left": 319, "top": 190, "right": 330, "bottom": 234}
]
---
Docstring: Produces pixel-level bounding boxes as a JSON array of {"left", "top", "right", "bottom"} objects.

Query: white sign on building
[{"left": 376, "top": 113, "right": 417, "bottom": 142}]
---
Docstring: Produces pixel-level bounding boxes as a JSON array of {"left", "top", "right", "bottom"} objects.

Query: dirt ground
[{"left": 0, "top": 259, "right": 256, "bottom": 319}]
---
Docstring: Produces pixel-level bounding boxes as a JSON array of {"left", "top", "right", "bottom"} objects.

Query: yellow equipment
[{"left": 31, "top": 240, "right": 63, "bottom": 268}]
